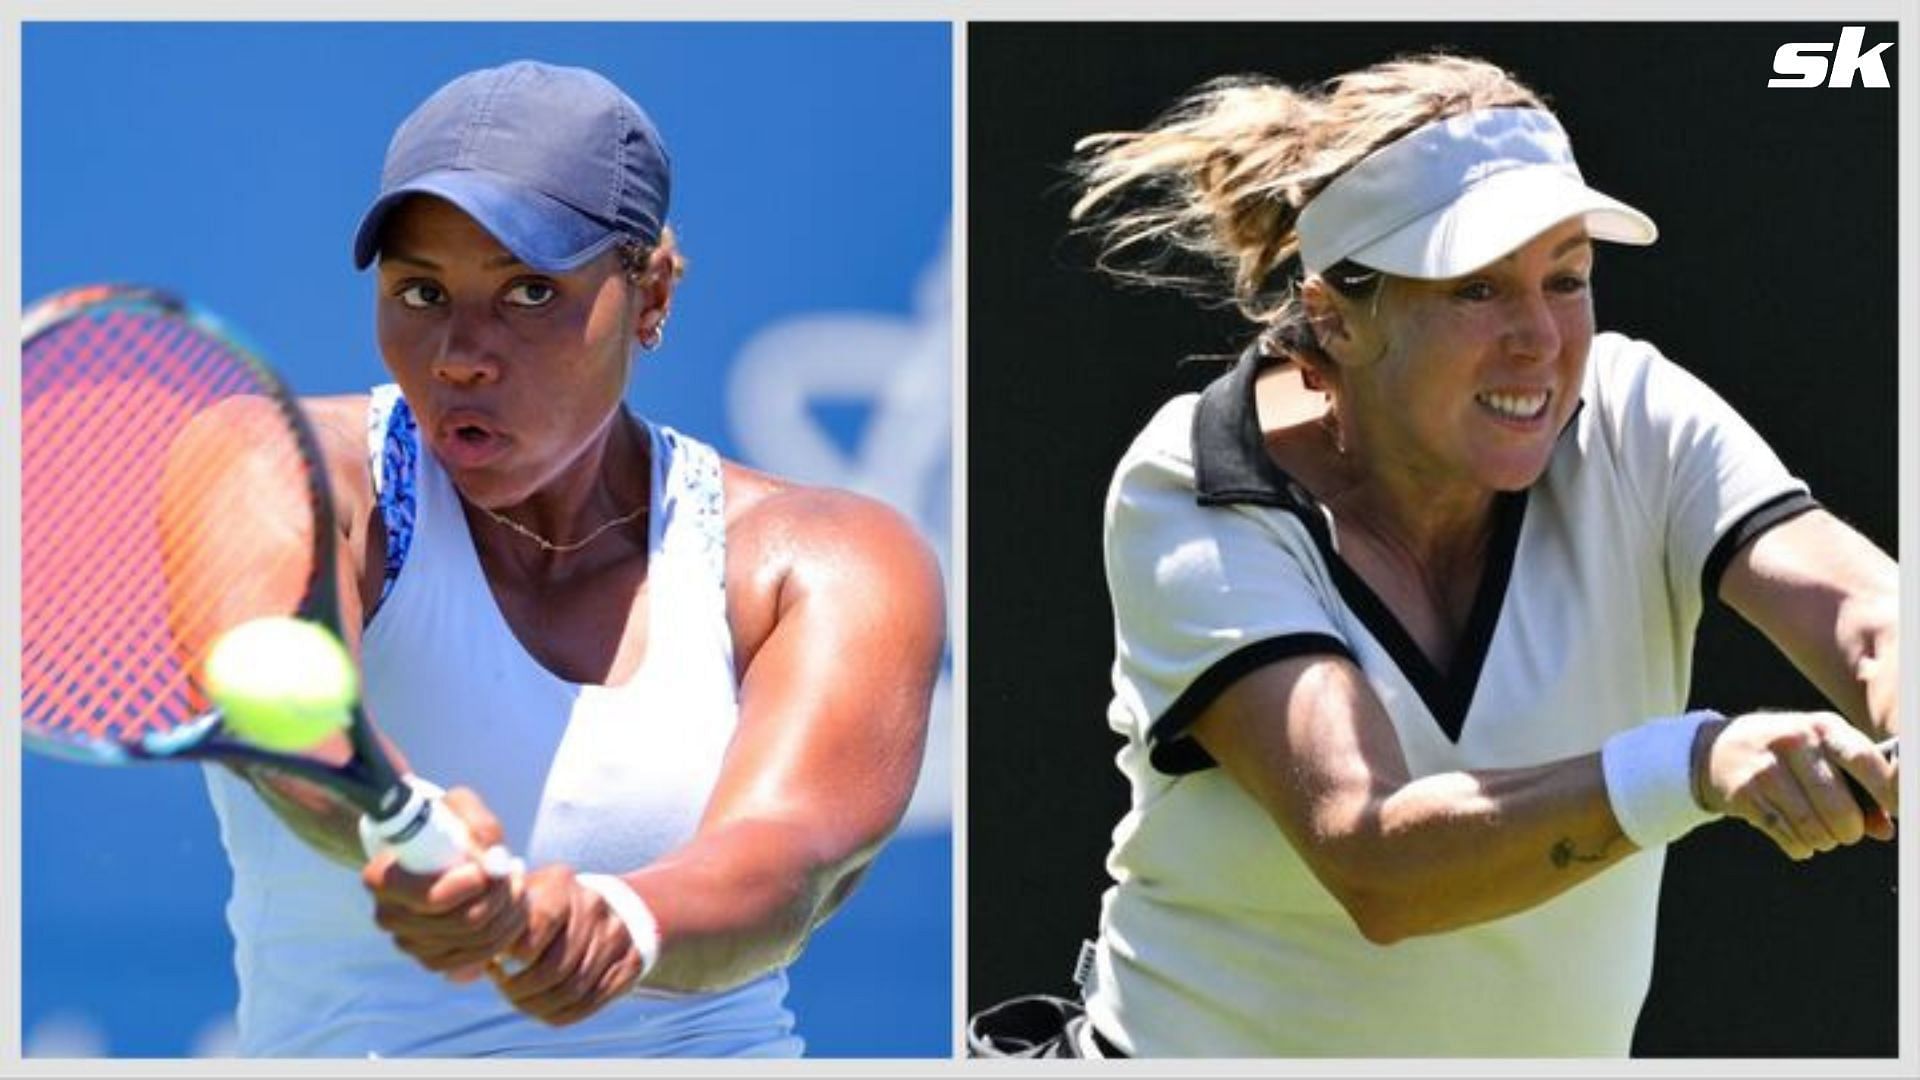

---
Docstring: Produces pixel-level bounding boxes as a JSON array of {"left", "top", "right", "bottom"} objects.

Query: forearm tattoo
[{"left": 1549, "top": 834, "right": 1621, "bottom": 870}]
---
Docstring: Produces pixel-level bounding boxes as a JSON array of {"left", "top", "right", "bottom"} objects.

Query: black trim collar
[
  {"left": 1193, "top": 345, "right": 1313, "bottom": 510},
  {"left": 1324, "top": 492, "right": 1527, "bottom": 741},
  {"left": 1187, "top": 343, "right": 1544, "bottom": 743}
]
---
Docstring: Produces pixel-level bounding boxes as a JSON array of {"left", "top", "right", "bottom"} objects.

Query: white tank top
[{"left": 203, "top": 386, "right": 801, "bottom": 1057}]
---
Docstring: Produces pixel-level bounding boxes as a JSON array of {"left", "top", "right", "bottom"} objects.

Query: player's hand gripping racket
[
  {"left": 1842, "top": 737, "right": 1900, "bottom": 818},
  {"left": 21, "top": 284, "right": 507, "bottom": 878}
]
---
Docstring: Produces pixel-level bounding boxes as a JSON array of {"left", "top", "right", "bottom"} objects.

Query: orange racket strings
[{"left": 22, "top": 306, "right": 315, "bottom": 745}]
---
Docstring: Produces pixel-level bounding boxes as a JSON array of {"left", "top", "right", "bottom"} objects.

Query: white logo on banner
[{"left": 726, "top": 237, "right": 952, "bottom": 832}]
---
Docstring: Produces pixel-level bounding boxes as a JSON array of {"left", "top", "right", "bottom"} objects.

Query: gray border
[
  {"left": 1899, "top": 0, "right": 1917, "bottom": 1065},
  {"left": 3, "top": 11, "right": 22, "bottom": 1072},
  {"left": 4, "top": 0, "right": 1913, "bottom": 16},
  {"left": 5, "top": 1, "right": 1917, "bottom": 1077},
  {"left": 949, "top": 18, "right": 970, "bottom": 1067}
]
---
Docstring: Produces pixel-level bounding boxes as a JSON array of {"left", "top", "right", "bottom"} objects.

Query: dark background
[{"left": 968, "top": 22, "right": 1899, "bottom": 1056}]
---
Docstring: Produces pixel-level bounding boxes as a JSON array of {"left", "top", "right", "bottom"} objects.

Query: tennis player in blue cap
[{"left": 203, "top": 59, "right": 945, "bottom": 1057}]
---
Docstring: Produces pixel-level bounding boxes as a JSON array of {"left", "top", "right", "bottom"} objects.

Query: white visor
[{"left": 1296, "top": 107, "right": 1657, "bottom": 279}]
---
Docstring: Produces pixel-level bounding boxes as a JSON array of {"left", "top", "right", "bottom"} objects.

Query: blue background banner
[{"left": 20, "top": 22, "right": 952, "bottom": 1058}]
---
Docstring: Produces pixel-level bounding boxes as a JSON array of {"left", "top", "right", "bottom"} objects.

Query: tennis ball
[{"left": 203, "top": 616, "right": 357, "bottom": 752}]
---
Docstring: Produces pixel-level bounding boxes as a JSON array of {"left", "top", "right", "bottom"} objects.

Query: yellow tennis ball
[{"left": 203, "top": 616, "right": 357, "bottom": 752}]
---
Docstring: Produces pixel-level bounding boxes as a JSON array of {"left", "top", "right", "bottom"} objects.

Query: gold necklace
[{"left": 480, "top": 501, "right": 648, "bottom": 554}]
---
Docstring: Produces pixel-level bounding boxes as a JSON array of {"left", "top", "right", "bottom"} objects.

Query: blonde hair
[{"left": 1069, "top": 54, "right": 1545, "bottom": 360}]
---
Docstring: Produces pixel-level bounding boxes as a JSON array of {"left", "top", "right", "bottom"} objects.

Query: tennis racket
[
  {"left": 21, "top": 283, "right": 497, "bottom": 875},
  {"left": 1842, "top": 737, "right": 1899, "bottom": 817}
]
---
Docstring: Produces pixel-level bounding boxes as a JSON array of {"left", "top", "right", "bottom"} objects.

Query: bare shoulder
[
  {"left": 722, "top": 460, "right": 942, "bottom": 588},
  {"left": 720, "top": 461, "right": 945, "bottom": 663}
]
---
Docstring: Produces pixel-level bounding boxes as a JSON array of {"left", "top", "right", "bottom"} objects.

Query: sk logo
[{"left": 1770, "top": 26, "right": 1894, "bottom": 88}]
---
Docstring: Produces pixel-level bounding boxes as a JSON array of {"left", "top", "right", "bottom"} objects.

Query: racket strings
[
  {"left": 25, "top": 314, "right": 289, "bottom": 734},
  {"left": 23, "top": 326, "right": 209, "bottom": 730},
  {"left": 23, "top": 303, "right": 318, "bottom": 745}
]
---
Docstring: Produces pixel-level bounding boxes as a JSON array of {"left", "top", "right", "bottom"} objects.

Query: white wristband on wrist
[
  {"left": 1601, "top": 711, "right": 1723, "bottom": 850},
  {"left": 576, "top": 873, "right": 662, "bottom": 981}
]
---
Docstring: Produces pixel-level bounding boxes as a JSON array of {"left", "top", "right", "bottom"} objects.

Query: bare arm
[
  {"left": 1688, "top": 509, "right": 1901, "bottom": 845},
  {"left": 1193, "top": 512, "right": 1902, "bottom": 946},
  {"left": 181, "top": 394, "right": 393, "bottom": 868},
  {"left": 634, "top": 490, "right": 943, "bottom": 986},
  {"left": 451, "top": 487, "right": 944, "bottom": 1021},
  {"left": 1717, "top": 509, "right": 1899, "bottom": 740},
  {"left": 1192, "top": 654, "right": 1630, "bottom": 945}
]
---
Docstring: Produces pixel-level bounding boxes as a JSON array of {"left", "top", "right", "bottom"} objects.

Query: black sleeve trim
[
  {"left": 1145, "top": 633, "right": 1355, "bottom": 776},
  {"left": 1700, "top": 490, "right": 1822, "bottom": 601}
]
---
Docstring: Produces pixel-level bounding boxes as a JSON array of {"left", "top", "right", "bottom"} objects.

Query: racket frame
[{"left": 22, "top": 284, "right": 411, "bottom": 822}]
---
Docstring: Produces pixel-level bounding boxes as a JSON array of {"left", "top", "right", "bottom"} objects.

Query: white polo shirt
[{"left": 1086, "top": 331, "right": 1813, "bottom": 1057}]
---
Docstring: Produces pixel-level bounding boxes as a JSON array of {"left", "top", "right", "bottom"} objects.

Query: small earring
[{"left": 640, "top": 316, "right": 667, "bottom": 351}]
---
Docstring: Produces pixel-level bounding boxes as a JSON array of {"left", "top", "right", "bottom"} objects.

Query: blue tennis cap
[{"left": 353, "top": 60, "right": 671, "bottom": 273}]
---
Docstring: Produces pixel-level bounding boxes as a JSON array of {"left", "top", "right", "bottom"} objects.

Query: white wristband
[
  {"left": 1601, "top": 711, "right": 1723, "bottom": 850},
  {"left": 576, "top": 873, "right": 662, "bottom": 981}
]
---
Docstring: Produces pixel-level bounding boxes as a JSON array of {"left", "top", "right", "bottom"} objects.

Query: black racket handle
[{"left": 1841, "top": 738, "right": 1899, "bottom": 815}]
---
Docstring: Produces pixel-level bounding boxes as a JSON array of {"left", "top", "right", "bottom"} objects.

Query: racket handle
[
  {"left": 358, "top": 779, "right": 467, "bottom": 872},
  {"left": 357, "top": 778, "right": 530, "bottom": 977},
  {"left": 358, "top": 777, "right": 520, "bottom": 877},
  {"left": 1841, "top": 738, "right": 1899, "bottom": 817}
]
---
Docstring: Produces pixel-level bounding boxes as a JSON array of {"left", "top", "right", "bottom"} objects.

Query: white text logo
[{"left": 1770, "top": 27, "right": 1894, "bottom": 88}]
